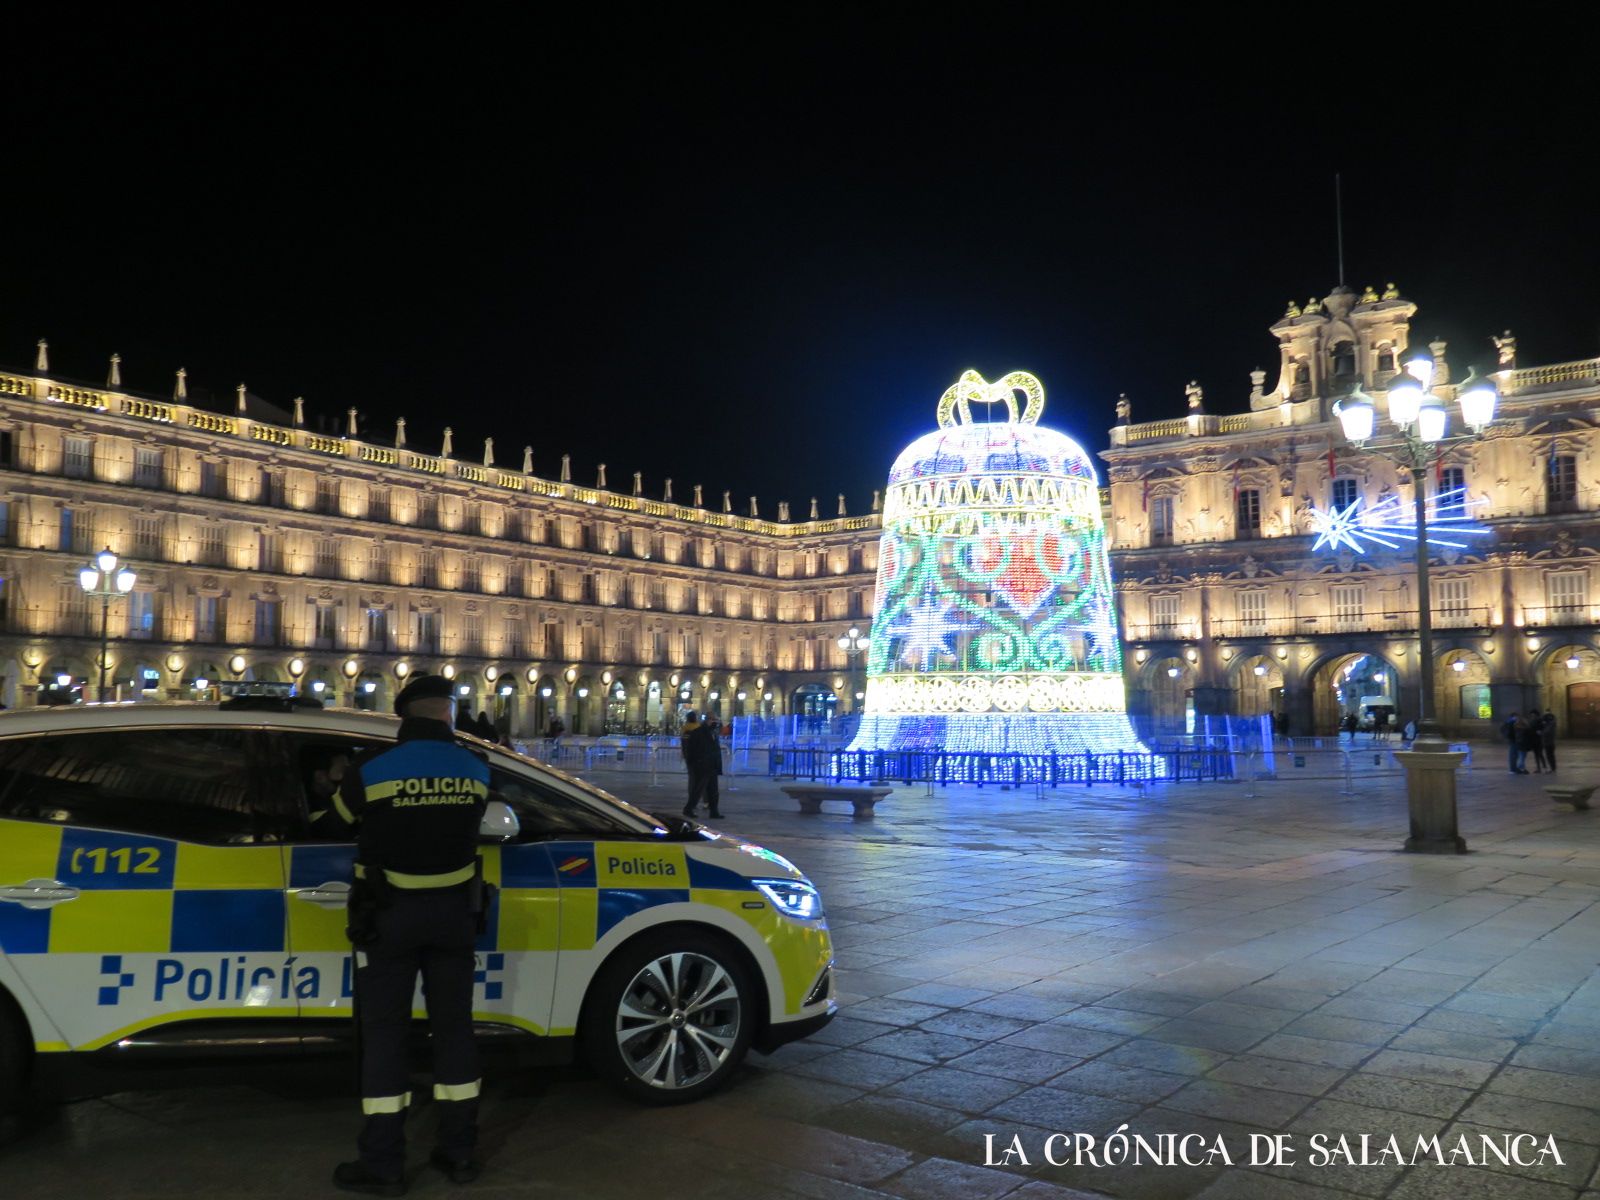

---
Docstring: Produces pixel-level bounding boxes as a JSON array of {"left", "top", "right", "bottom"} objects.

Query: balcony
[
  {"left": 1206, "top": 617, "right": 1296, "bottom": 639},
  {"left": 1122, "top": 622, "right": 1198, "bottom": 642},
  {"left": 1521, "top": 604, "right": 1597, "bottom": 629},
  {"left": 1196, "top": 607, "right": 1496, "bottom": 640}
]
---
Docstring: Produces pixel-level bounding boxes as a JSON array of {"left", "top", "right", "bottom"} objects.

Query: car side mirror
[{"left": 478, "top": 799, "right": 520, "bottom": 843}]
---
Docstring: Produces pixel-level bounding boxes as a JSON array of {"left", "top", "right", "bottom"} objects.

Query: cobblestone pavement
[{"left": 3, "top": 745, "right": 1600, "bottom": 1199}]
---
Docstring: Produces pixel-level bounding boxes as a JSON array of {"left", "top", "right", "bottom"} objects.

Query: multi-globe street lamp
[
  {"left": 837, "top": 625, "right": 870, "bottom": 712},
  {"left": 1333, "top": 350, "right": 1499, "bottom": 852},
  {"left": 77, "top": 548, "right": 136, "bottom": 702}
]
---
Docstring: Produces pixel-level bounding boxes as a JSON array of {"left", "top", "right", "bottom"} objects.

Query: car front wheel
[
  {"left": 0, "top": 994, "right": 28, "bottom": 1119},
  {"left": 582, "top": 930, "right": 754, "bottom": 1104}
]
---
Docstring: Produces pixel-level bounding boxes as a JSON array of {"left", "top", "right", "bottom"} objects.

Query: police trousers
[{"left": 354, "top": 885, "right": 480, "bottom": 1176}]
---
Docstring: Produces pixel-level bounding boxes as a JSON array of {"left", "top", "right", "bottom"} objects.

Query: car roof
[
  {"left": 0, "top": 702, "right": 668, "bottom": 832},
  {"left": 0, "top": 702, "right": 403, "bottom": 739}
]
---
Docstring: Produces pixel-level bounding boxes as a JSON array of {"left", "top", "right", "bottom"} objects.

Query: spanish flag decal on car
[{"left": 557, "top": 856, "right": 591, "bottom": 875}]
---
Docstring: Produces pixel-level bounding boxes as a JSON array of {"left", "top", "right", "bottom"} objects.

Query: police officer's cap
[{"left": 394, "top": 672, "right": 454, "bottom": 714}]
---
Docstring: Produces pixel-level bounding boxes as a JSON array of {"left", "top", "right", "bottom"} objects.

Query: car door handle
[
  {"left": 290, "top": 881, "right": 352, "bottom": 906},
  {"left": 0, "top": 879, "right": 82, "bottom": 909}
]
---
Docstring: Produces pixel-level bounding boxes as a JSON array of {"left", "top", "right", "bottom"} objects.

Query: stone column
[{"left": 1191, "top": 575, "right": 1234, "bottom": 721}]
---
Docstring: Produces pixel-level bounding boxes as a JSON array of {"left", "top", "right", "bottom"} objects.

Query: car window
[
  {"left": 0, "top": 728, "right": 285, "bottom": 844},
  {"left": 487, "top": 759, "right": 651, "bottom": 840},
  {"left": 265, "top": 731, "right": 389, "bottom": 841},
  {"left": 491, "top": 747, "right": 665, "bottom": 829}
]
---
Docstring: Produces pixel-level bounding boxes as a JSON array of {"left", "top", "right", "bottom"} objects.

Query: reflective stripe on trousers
[{"left": 362, "top": 1091, "right": 412, "bottom": 1116}]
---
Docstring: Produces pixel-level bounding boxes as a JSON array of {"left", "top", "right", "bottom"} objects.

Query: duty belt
[{"left": 354, "top": 861, "right": 476, "bottom": 889}]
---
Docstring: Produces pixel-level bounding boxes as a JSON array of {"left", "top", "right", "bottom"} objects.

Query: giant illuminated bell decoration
[{"left": 847, "top": 370, "right": 1150, "bottom": 758}]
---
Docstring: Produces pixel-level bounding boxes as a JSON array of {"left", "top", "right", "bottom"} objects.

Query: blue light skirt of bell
[{"left": 844, "top": 369, "right": 1151, "bottom": 774}]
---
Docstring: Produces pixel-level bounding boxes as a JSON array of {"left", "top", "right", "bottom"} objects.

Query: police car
[{"left": 0, "top": 702, "right": 835, "bottom": 1108}]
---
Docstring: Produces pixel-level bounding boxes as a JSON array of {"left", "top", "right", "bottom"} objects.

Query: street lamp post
[
  {"left": 837, "top": 625, "right": 870, "bottom": 712},
  {"left": 78, "top": 547, "right": 136, "bottom": 703},
  {"left": 1334, "top": 352, "right": 1499, "bottom": 852}
]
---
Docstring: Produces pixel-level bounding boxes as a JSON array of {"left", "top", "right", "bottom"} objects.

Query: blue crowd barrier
[{"left": 766, "top": 746, "right": 1234, "bottom": 786}]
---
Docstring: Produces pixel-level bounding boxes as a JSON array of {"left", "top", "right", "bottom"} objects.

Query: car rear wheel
[{"left": 582, "top": 930, "right": 754, "bottom": 1104}]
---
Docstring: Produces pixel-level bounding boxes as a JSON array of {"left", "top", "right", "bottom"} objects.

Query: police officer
[{"left": 333, "top": 673, "right": 491, "bottom": 1196}]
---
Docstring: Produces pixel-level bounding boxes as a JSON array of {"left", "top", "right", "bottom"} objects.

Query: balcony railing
[
  {"left": 1522, "top": 604, "right": 1597, "bottom": 628},
  {"left": 1123, "top": 622, "right": 1199, "bottom": 641},
  {"left": 1130, "top": 607, "right": 1497, "bottom": 642}
]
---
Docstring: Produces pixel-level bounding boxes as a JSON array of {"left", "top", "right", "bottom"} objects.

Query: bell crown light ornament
[{"left": 845, "top": 369, "right": 1150, "bottom": 770}]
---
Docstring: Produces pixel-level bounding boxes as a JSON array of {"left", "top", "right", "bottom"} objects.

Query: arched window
[{"left": 1330, "top": 342, "right": 1357, "bottom": 380}]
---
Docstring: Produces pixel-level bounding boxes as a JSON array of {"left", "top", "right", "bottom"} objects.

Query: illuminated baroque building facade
[
  {"left": 6, "top": 280, "right": 1599, "bottom": 742},
  {"left": 1103, "top": 284, "right": 1600, "bottom": 739},
  {"left": 0, "top": 352, "right": 881, "bottom": 735}
]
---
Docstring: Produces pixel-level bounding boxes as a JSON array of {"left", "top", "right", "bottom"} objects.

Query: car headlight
[{"left": 753, "top": 878, "right": 823, "bottom": 920}]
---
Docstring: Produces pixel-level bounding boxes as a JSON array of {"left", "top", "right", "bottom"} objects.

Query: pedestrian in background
[
  {"left": 1504, "top": 711, "right": 1523, "bottom": 774},
  {"left": 1527, "top": 712, "right": 1550, "bottom": 773},
  {"left": 680, "top": 710, "right": 703, "bottom": 816},
  {"left": 683, "top": 715, "right": 724, "bottom": 820},
  {"left": 1540, "top": 710, "right": 1558, "bottom": 772},
  {"left": 1517, "top": 711, "right": 1543, "bottom": 773}
]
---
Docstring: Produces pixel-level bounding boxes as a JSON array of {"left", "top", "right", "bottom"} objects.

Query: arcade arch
[
  {"left": 1310, "top": 651, "right": 1399, "bottom": 736},
  {"left": 1439, "top": 648, "right": 1491, "bottom": 733},
  {"left": 1144, "top": 656, "right": 1194, "bottom": 735},
  {"left": 1539, "top": 642, "right": 1600, "bottom": 738},
  {"left": 571, "top": 674, "right": 595, "bottom": 734},
  {"left": 532, "top": 673, "right": 558, "bottom": 736},
  {"left": 1231, "top": 654, "right": 1283, "bottom": 717}
]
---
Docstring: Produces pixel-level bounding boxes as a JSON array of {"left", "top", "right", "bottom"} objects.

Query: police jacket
[{"left": 336, "top": 717, "right": 490, "bottom": 888}]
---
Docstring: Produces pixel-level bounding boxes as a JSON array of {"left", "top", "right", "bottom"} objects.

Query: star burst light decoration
[
  {"left": 1309, "top": 488, "right": 1490, "bottom": 553},
  {"left": 886, "top": 588, "right": 978, "bottom": 670}
]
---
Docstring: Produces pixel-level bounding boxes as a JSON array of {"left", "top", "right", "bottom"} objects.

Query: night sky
[{"left": 7, "top": 16, "right": 1598, "bottom": 512}]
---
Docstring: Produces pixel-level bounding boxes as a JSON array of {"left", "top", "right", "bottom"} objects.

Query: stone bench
[
  {"left": 780, "top": 785, "right": 892, "bottom": 820},
  {"left": 1544, "top": 784, "right": 1594, "bottom": 811}
]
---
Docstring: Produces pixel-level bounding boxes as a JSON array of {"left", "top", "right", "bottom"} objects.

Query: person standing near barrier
[
  {"left": 683, "top": 714, "right": 724, "bottom": 820},
  {"left": 1503, "top": 711, "right": 1521, "bottom": 774},
  {"left": 680, "top": 710, "right": 703, "bottom": 815},
  {"left": 334, "top": 673, "right": 491, "bottom": 1195},
  {"left": 1524, "top": 710, "right": 1549, "bottom": 773},
  {"left": 1541, "top": 710, "right": 1558, "bottom": 771}
]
